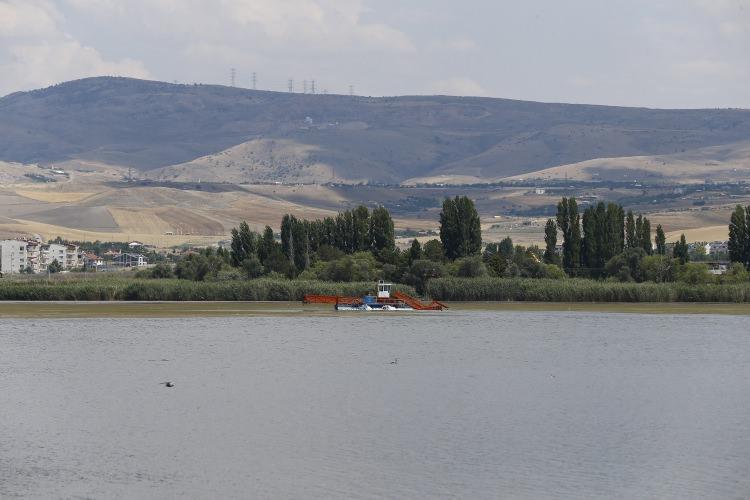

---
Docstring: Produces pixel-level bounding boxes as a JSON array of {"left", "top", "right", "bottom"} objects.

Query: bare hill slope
[{"left": 2, "top": 77, "right": 750, "bottom": 184}]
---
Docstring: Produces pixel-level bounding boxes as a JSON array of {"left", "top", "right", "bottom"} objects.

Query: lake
[{"left": 2, "top": 310, "right": 750, "bottom": 499}]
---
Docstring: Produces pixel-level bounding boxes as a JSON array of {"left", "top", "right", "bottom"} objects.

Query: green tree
[
  {"left": 453, "top": 256, "right": 488, "bottom": 278},
  {"left": 422, "top": 239, "right": 444, "bottom": 262},
  {"left": 625, "top": 211, "right": 636, "bottom": 249},
  {"left": 369, "top": 206, "right": 395, "bottom": 253},
  {"left": 230, "top": 221, "right": 257, "bottom": 266},
  {"left": 581, "top": 206, "right": 597, "bottom": 272},
  {"left": 543, "top": 218, "right": 558, "bottom": 264},
  {"left": 352, "top": 205, "right": 370, "bottom": 252},
  {"left": 258, "top": 226, "right": 276, "bottom": 264},
  {"left": 606, "top": 203, "right": 625, "bottom": 257},
  {"left": 439, "top": 196, "right": 482, "bottom": 260},
  {"left": 677, "top": 262, "right": 712, "bottom": 285},
  {"left": 605, "top": 248, "right": 647, "bottom": 282},
  {"left": 728, "top": 205, "right": 748, "bottom": 266},
  {"left": 655, "top": 224, "right": 666, "bottom": 255},
  {"left": 241, "top": 256, "right": 264, "bottom": 279},
  {"left": 556, "top": 197, "right": 581, "bottom": 272},
  {"left": 408, "top": 239, "right": 422, "bottom": 263},
  {"left": 498, "top": 236, "right": 514, "bottom": 259},
  {"left": 673, "top": 234, "right": 689, "bottom": 264},
  {"left": 641, "top": 217, "right": 652, "bottom": 255},
  {"left": 47, "top": 259, "right": 63, "bottom": 274},
  {"left": 280, "top": 214, "right": 310, "bottom": 274},
  {"left": 640, "top": 255, "right": 676, "bottom": 283},
  {"left": 403, "top": 259, "right": 445, "bottom": 295}
]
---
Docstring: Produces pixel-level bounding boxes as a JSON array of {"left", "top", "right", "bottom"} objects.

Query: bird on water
[
  {"left": 390, "top": 358, "right": 398, "bottom": 365},
  {"left": 160, "top": 381, "right": 174, "bottom": 387}
]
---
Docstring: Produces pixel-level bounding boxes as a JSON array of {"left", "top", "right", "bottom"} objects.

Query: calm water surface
[{"left": 2, "top": 311, "right": 750, "bottom": 499}]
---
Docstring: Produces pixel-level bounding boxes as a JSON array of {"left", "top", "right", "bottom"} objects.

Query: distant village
[{"left": 0, "top": 238, "right": 150, "bottom": 275}]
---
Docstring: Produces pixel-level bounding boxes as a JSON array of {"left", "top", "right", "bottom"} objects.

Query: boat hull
[{"left": 335, "top": 303, "right": 414, "bottom": 311}]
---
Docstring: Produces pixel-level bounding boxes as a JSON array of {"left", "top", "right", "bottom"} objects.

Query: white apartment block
[
  {"left": 0, "top": 240, "right": 30, "bottom": 274},
  {"left": 43, "top": 243, "right": 67, "bottom": 269},
  {"left": 0, "top": 240, "right": 81, "bottom": 274}
]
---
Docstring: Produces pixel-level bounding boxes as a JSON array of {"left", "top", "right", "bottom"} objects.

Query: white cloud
[
  {"left": 427, "top": 77, "right": 487, "bottom": 97},
  {"left": 0, "top": 0, "right": 150, "bottom": 96},
  {"left": 0, "top": 0, "right": 59, "bottom": 37},
  {"left": 63, "top": 0, "right": 415, "bottom": 53}
]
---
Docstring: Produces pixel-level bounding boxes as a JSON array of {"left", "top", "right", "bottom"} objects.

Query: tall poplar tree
[
  {"left": 728, "top": 204, "right": 748, "bottom": 266},
  {"left": 641, "top": 217, "right": 652, "bottom": 255},
  {"left": 625, "top": 211, "right": 636, "bottom": 249},
  {"left": 543, "top": 218, "right": 558, "bottom": 264},
  {"left": 369, "top": 206, "right": 395, "bottom": 253},
  {"left": 655, "top": 225, "right": 666, "bottom": 255},
  {"left": 439, "top": 196, "right": 481, "bottom": 260},
  {"left": 673, "top": 234, "right": 689, "bottom": 264},
  {"left": 556, "top": 197, "right": 581, "bottom": 271}
]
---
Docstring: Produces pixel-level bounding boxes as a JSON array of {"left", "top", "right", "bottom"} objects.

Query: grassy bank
[
  {"left": 0, "top": 278, "right": 415, "bottom": 301},
  {"left": 426, "top": 277, "right": 750, "bottom": 303}
]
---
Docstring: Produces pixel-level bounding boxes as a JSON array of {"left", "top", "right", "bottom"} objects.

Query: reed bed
[
  {"left": 0, "top": 278, "right": 415, "bottom": 301},
  {"left": 426, "top": 277, "right": 750, "bottom": 303}
]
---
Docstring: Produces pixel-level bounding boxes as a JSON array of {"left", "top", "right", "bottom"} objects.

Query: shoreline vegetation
[
  {"left": 2, "top": 275, "right": 750, "bottom": 303},
  {"left": 3, "top": 197, "right": 750, "bottom": 305}
]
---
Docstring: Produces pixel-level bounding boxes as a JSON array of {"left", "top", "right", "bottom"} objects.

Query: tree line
[{"left": 549, "top": 198, "right": 669, "bottom": 275}]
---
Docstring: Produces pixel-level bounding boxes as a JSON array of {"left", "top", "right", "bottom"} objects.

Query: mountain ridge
[{"left": 2, "top": 76, "right": 750, "bottom": 184}]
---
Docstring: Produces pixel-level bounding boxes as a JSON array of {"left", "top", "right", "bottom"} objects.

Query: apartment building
[
  {"left": 0, "top": 240, "right": 29, "bottom": 274},
  {"left": 43, "top": 243, "right": 67, "bottom": 269},
  {"left": 0, "top": 240, "right": 81, "bottom": 274}
]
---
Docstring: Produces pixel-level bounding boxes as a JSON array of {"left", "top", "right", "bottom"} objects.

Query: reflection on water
[{"left": 2, "top": 312, "right": 750, "bottom": 499}]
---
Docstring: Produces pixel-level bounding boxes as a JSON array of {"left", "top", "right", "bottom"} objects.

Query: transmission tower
[
  {"left": 252, "top": 72, "right": 257, "bottom": 90},
  {"left": 288, "top": 79, "right": 294, "bottom": 93},
  {"left": 230, "top": 68, "right": 236, "bottom": 87},
  {"left": 303, "top": 80, "right": 308, "bottom": 94},
  {"left": 349, "top": 85, "right": 354, "bottom": 96}
]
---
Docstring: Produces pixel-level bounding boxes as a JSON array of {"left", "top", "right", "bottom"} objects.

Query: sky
[{"left": 1, "top": 0, "right": 749, "bottom": 108}]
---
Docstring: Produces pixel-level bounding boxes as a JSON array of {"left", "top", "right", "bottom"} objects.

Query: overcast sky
[{"left": 1, "top": 0, "right": 749, "bottom": 108}]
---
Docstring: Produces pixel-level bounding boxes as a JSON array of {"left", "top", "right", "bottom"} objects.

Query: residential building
[
  {"left": 112, "top": 253, "right": 148, "bottom": 268},
  {"left": 706, "top": 241, "right": 729, "bottom": 256},
  {"left": 65, "top": 244, "right": 81, "bottom": 269},
  {"left": 24, "top": 240, "right": 43, "bottom": 273},
  {"left": 0, "top": 240, "right": 29, "bottom": 274},
  {"left": 43, "top": 243, "right": 67, "bottom": 269},
  {"left": 83, "top": 252, "right": 105, "bottom": 270}
]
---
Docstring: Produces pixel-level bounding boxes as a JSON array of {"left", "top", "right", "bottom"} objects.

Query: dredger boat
[{"left": 303, "top": 280, "right": 447, "bottom": 311}]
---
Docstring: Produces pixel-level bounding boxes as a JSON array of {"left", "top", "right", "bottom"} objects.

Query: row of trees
[
  {"left": 227, "top": 206, "right": 397, "bottom": 278},
  {"left": 550, "top": 198, "right": 667, "bottom": 275}
]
